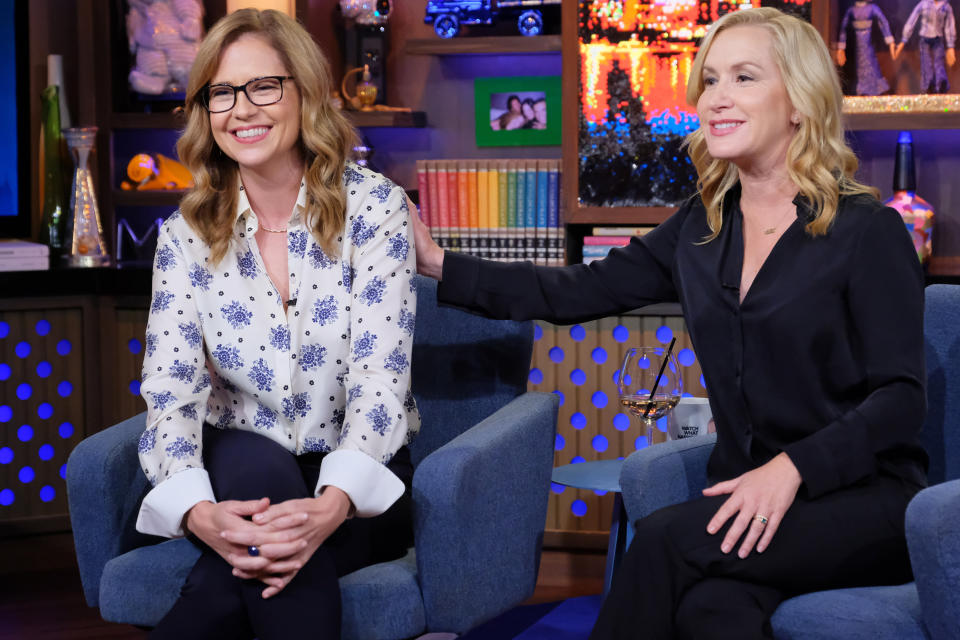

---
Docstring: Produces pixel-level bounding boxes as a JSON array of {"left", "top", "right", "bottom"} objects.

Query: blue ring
[{"left": 247, "top": 545, "right": 260, "bottom": 557}]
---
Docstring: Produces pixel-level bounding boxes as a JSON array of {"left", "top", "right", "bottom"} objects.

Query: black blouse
[{"left": 437, "top": 188, "right": 929, "bottom": 497}]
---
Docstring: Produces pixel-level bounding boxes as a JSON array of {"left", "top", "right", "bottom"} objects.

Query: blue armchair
[
  {"left": 67, "top": 276, "right": 559, "bottom": 639},
  {"left": 619, "top": 283, "right": 960, "bottom": 640}
]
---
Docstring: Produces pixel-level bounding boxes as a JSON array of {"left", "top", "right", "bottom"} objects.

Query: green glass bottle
[{"left": 40, "top": 85, "right": 66, "bottom": 255}]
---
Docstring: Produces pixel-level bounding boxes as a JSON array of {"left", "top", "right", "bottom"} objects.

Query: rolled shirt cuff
[
  {"left": 135, "top": 467, "right": 216, "bottom": 538},
  {"left": 315, "top": 449, "right": 405, "bottom": 518}
]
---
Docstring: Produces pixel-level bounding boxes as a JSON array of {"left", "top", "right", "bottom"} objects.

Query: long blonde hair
[
  {"left": 684, "top": 7, "right": 877, "bottom": 241},
  {"left": 176, "top": 9, "right": 358, "bottom": 264}
]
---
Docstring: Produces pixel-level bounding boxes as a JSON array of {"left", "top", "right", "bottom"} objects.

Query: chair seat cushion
[
  {"left": 771, "top": 583, "right": 928, "bottom": 640},
  {"left": 100, "top": 540, "right": 425, "bottom": 639}
]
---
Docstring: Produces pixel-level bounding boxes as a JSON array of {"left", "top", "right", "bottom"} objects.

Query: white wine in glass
[{"left": 617, "top": 346, "right": 682, "bottom": 446}]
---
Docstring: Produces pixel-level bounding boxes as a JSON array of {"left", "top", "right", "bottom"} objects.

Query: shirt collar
[{"left": 234, "top": 176, "right": 308, "bottom": 232}]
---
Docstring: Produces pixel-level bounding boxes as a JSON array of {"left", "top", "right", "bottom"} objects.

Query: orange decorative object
[{"left": 125, "top": 153, "right": 194, "bottom": 190}]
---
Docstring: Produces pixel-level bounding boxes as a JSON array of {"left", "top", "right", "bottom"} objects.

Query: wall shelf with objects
[
  {"left": 112, "top": 190, "right": 186, "bottom": 208},
  {"left": 844, "top": 112, "right": 960, "bottom": 131},
  {"left": 405, "top": 35, "right": 562, "bottom": 55},
  {"left": 346, "top": 110, "right": 428, "bottom": 128}
]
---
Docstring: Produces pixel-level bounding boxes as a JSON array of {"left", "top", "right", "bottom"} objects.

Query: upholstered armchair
[
  {"left": 67, "top": 276, "right": 559, "bottom": 639},
  {"left": 618, "top": 284, "right": 960, "bottom": 640}
]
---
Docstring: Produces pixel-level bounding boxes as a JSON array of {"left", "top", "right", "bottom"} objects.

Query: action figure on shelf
[
  {"left": 126, "top": 0, "right": 204, "bottom": 95},
  {"left": 895, "top": 0, "right": 957, "bottom": 93},
  {"left": 836, "top": 0, "right": 896, "bottom": 95}
]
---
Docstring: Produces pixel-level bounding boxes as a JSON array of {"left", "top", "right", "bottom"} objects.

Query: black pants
[
  {"left": 150, "top": 427, "right": 414, "bottom": 640},
  {"left": 589, "top": 475, "right": 920, "bottom": 640}
]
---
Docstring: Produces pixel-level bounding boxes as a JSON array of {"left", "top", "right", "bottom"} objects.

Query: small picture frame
[{"left": 474, "top": 76, "right": 562, "bottom": 147}]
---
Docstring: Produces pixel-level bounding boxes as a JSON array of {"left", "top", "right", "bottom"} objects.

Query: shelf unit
[
  {"left": 406, "top": 35, "right": 562, "bottom": 55},
  {"left": 844, "top": 111, "right": 960, "bottom": 131}
]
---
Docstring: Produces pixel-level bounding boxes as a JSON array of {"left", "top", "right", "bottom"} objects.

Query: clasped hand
[
  {"left": 185, "top": 487, "right": 352, "bottom": 599},
  {"left": 703, "top": 452, "right": 802, "bottom": 559}
]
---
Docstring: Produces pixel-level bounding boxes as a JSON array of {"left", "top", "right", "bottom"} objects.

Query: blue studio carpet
[{"left": 459, "top": 595, "right": 602, "bottom": 640}]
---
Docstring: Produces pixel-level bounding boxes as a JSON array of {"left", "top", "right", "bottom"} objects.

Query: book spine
[
  {"left": 547, "top": 159, "right": 560, "bottom": 266},
  {"left": 583, "top": 236, "right": 632, "bottom": 246},
  {"left": 590, "top": 226, "right": 655, "bottom": 236},
  {"left": 466, "top": 160, "right": 479, "bottom": 257},
  {"left": 415, "top": 159, "right": 430, "bottom": 228},
  {"left": 446, "top": 160, "right": 461, "bottom": 252},
  {"left": 524, "top": 160, "right": 537, "bottom": 263},
  {"left": 506, "top": 160, "right": 518, "bottom": 261},
  {"left": 426, "top": 161, "right": 440, "bottom": 247},
  {"left": 536, "top": 160, "right": 549, "bottom": 266},
  {"left": 488, "top": 162, "right": 500, "bottom": 260},
  {"left": 582, "top": 245, "right": 618, "bottom": 257},
  {"left": 435, "top": 160, "right": 450, "bottom": 251},
  {"left": 476, "top": 159, "right": 489, "bottom": 261},
  {"left": 497, "top": 160, "right": 509, "bottom": 261}
]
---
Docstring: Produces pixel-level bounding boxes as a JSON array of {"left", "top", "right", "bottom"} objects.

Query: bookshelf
[{"left": 406, "top": 35, "right": 562, "bottom": 55}]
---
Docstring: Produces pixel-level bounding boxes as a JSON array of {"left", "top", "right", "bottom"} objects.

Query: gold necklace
[
  {"left": 258, "top": 221, "right": 288, "bottom": 234},
  {"left": 761, "top": 208, "right": 796, "bottom": 235}
]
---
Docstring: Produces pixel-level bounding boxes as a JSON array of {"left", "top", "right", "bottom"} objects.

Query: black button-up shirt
[{"left": 438, "top": 188, "right": 928, "bottom": 497}]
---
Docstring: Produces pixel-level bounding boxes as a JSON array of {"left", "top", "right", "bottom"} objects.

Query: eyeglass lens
[{"left": 207, "top": 77, "right": 284, "bottom": 112}]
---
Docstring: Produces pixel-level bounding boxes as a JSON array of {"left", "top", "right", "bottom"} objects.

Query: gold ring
[{"left": 755, "top": 515, "right": 769, "bottom": 525}]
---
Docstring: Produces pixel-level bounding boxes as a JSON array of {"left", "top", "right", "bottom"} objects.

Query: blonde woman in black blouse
[{"left": 414, "top": 8, "right": 926, "bottom": 639}]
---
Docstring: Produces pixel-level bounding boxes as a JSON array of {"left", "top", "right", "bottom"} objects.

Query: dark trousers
[
  {"left": 589, "top": 475, "right": 919, "bottom": 640},
  {"left": 150, "top": 427, "right": 414, "bottom": 640}
]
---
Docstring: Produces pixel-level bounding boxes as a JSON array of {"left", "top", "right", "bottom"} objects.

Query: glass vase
[{"left": 64, "top": 127, "right": 111, "bottom": 267}]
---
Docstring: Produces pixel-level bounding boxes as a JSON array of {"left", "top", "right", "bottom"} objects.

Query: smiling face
[
  {"left": 209, "top": 33, "right": 302, "bottom": 177},
  {"left": 696, "top": 25, "right": 798, "bottom": 174}
]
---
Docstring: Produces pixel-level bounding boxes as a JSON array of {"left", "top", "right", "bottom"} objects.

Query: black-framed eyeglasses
[{"left": 201, "top": 75, "right": 295, "bottom": 113}]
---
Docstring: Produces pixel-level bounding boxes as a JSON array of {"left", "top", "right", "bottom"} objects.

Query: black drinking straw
[{"left": 643, "top": 337, "right": 677, "bottom": 419}]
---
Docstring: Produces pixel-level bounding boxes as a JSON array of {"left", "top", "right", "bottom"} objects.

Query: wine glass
[{"left": 617, "top": 346, "right": 682, "bottom": 447}]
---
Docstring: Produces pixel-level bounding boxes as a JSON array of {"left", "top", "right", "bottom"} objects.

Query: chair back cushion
[
  {"left": 409, "top": 276, "right": 533, "bottom": 467},
  {"left": 922, "top": 285, "right": 960, "bottom": 484}
]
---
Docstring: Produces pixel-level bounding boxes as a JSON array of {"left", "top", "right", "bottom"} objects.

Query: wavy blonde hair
[
  {"left": 177, "top": 9, "right": 358, "bottom": 264},
  {"left": 684, "top": 7, "right": 877, "bottom": 241}
]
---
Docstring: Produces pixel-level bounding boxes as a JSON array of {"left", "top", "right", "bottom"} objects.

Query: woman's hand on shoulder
[
  {"left": 223, "top": 487, "right": 353, "bottom": 598},
  {"left": 407, "top": 192, "right": 444, "bottom": 280},
  {"left": 702, "top": 452, "right": 803, "bottom": 558}
]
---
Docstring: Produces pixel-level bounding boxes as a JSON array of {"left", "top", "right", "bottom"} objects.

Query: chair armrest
[
  {"left": 412, "top": 391, "right": 559, "bottom": 633},
  {"left": 906, "top": 478, "right": 960, "bottom": 640},
  {"left": 619, "top": 433, "right": 716, "bottom": 523},
  {"left": 66, "top": 412, "right": 158, "bottom": 607}
]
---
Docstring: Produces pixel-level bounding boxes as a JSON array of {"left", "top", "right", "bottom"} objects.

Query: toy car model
[{"left": 424, "top": 0, "right": 561, "bottom": 39}]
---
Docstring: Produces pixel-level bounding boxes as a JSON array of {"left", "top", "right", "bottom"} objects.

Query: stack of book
[
  {"left": 0, "top": 240, "right": 50, "bottom": 271},
  {"left": 415, "top": 159, "right": 563, "bottom": 266},
  {"left": 581, "top": 227, "right": 654, "bottom": 264}
]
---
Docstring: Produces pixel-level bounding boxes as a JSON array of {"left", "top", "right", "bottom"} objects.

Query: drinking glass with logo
[{"left": 617, "top": 345, "right": 682, "bottom": 447}]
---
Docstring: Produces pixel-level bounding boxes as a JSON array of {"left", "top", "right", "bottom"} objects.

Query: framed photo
[{"left": 474, "top": 76, "right": 562, "bottom": 147}]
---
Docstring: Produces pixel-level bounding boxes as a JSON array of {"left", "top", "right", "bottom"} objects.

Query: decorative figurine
[
  {"left": 424, "top": 0, "right": 561, "bottom": 39},
  {"left": 895, "top": 0, "right": 957, "bottom": 93},
  {"left": 339, "top": 0, "right": 391, "bottom": 104},
  {"left": 836, "top": 1, "right": 896, "bottom": 95},
  {"left": 126, "top": 0, "right": 204, "bottom": 95},
  {"left": 884, "top": 132, "right": 935, "bottom": 263}
]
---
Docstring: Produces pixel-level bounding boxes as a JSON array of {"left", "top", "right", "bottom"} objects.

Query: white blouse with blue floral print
[{"left": 136, "top": 163, "right": 420, "bottom": 538}]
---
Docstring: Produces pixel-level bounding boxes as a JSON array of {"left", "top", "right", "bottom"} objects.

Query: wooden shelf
[
  {"left": 406, "top": 35, "right": 561, "bottom": 55},
  {"left": 345, "top": 110, "right": 427, "bottom": 128},
  {"left": 113, "top": 190, "right": 186, "bottom": 207},
  {"left": 110, "top": 112, "right": 184, "bottom": 129},
  {"left": 844, "top": 111, "right": 960, "bottom": 131},
  {"left": 927, "top": 256, "right": 960, "bottom": 277},
  {"left": 565, "top": 206, "right": 676, "bottom": 226}
]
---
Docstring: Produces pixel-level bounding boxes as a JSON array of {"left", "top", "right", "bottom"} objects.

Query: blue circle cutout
[
  {"left": 613, "top": 413, "right": 630, "bottom": 431},
  {"left": 58, "top": 422, "right": 74, "bottom": 439},
  {"left": 635, "top": 435, "right": 649, "bottom": 450},
  {"left": 656, "top": 326, "right": 673, "bottom": 344},
  {"left": 571, "top": 499, "right": 588, "bottom": 517},
  {"left": 657, "top": 416, "right": 668, "bottom": 432},
  {"left": 37, "top": 403, "right": 53, "bottom": 420},
  {"left": 129, "top": 380, "right": 141, "bottom": 396},
  {"left": 612, "top": 325, "right": 629, "bottom": 343},
  {"left": 57, "top": 381, "right": 73, "bottom": 397},
  {"left": 16, "top": 383, "right": 32, "bottom": 400},
  {"left": 591, "top": 347, "right": 607, "bottom": 364},
  {"left": 571, "top": 456, "right": 586, "bottom": 464},
  {"left": 592, "top": 434, "right": 609, "bottom": 452},
  {"left": 570, "top": 369, "right": 586, "bottom": 386},
  {"left": 0, "top": 447, "right": 12, "bottom": 464},
  {"left": 15, "top": 342, "right": 30, "bottom": 358},
  {"left": 555, "top": 433, "right": 566, "bottom": 451},
  {"left": 128, "top": 338, "right": 142, "bottom": 354},
  {"left": 0, "top": 489, "right": 13, "bottom": 506},
  {"left": 0, "top": 363, "right": 9, "bottom": 381},
  {"left": 38, "top": 444, "right": 54, "bottom": 461},
  {"left": 552, "top": 390, "right": 564, "bottom": 406},
  {"left": 36, "top": 361, "right": 52, "bottom": 378},
  {"left": 594, "top": 489, "right": 608, "bottom": 496},
  {"left": 548, "top": 346, "right": 565, "bottom": 363},
  {"left": 528, "top": 368, "right": 543, "bottom": 385},
  {"left": 571, "top": 412, "right": 587, "bottom": 430},
  {"left": 0, "top": 321, "right": 9, "bottom": 339},
  {"left": 569, "top": 325, "right": 586, "bottom": 341},
  {"left": 533, "top": 324, "right": 543, "bottom": 341},
  {"left": 17, "top": 425, "right": 33, "bottom": 442},
  {"left": 550, "top": 482, "right": 566, "bottom": 494},
  {"left": 35, "top": 320, "right": 51, "bottom": 336},
  {"left": 39, "top": 486, "right": 55, "bottom": 503},
  {"left": 19, "top": 466, "right": 34, "bottom": 483},
  {"left": 59, "top": 464, "right": 67, "bottom": 479},
  {"left": 0, "top": 405, "right": 11, "bottom": 422},
  {"left": 678, "top": 348, "right": 696, "bottom": 367},
  {"left": 591, "top": 391, "right": 608, "bottom": 409},
  {"left": 56, "top": 339, "right": 72, "bottom": 356},
  {"left": 700, "top": 374, "right": 707, "bottom": 390}
]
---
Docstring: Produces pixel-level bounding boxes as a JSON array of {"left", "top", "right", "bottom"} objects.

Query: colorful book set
[
  {"left": 415, "top": 158, "right": 564, "bottom": 265},
  {"left": 581, "top": 226, "right": 654, "bottom": 264}
]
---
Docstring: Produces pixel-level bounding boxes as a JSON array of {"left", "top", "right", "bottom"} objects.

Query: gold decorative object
[
  {"left": 122, "top": 153, "right": 194, "bottom": 190},
  {"left": 341, "top": 65, "right": 377, "bottom": 110},
  {"left": 843, "top": 94, "right": 960, "bottom": 113}
]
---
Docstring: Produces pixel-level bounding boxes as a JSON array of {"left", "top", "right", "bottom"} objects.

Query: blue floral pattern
[
  {"left": 352, "top": 330, "right": 377, "bottom": 360},
  {"left": 220, "top": 301, "right": 253, "bottom": 329},
  {"left": 384, "top": 347, "right": 409, "bottom": 375},
  {"left": 155, "top": 245, "right": 177, "bottom": 271},
  {"left": 397, "top": 309, "right": 415, "bottom": 336},
  {"left": 236, "top": 250, "right": 258, "bottom": 279},
  {"left": 288, "top": 230, "right": 308, "bottom": 257},
  {"left": 349, "top": 215, "right": 379, "bottom": 247},
  {"left": 386, "top": 235, "right": 410, "bottom": 262},
  {"left": 359, "top": 277, "right": 387, "bottom": 306},
  {"left": 308, "top": 244, "right": 336, "bottom": 269},
  {"left": 269, "top": 325, "right": 290, "bottom": 352},
  {"left": 188, "top": 264, "right": 213, "bottom": 290},
  {"left": 299, "top": 344, "right": 327, "bottom": 371},
  {"left": 247, "top": 358, "right": 275, "bottom": 392},
  {"left": 312, "top": 296, "right": 338, "bottom": 326}
]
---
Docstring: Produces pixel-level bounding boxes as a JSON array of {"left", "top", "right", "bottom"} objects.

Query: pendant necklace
[{"left": 259, "top": 221, "right": 288, "bottom": 233}]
